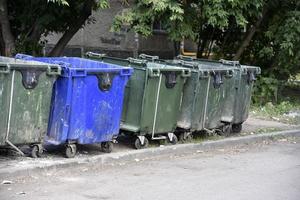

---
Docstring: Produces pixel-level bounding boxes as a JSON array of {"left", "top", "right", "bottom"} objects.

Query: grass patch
[{"left": 251, "top": 101, "right": 300, "bottom": 124}]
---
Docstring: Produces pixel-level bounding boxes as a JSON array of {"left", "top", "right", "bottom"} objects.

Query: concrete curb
[{"left": 1, "top": 129, "right": 299, "bottom": 179}]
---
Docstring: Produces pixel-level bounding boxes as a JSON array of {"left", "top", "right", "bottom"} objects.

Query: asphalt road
[{"left": 0, "top": 139, "right": 299, "bottom": 200}]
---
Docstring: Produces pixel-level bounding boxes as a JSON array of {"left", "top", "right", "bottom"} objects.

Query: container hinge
[
  {"left": 162, "top": 71, "right": 177, "bottom": 89},
  {"left": 212, "top": 72, "right": 223, "bottom": 88},
  {"left": 247, "top": 71, "right": 256, "bottom": 84},
  {"left": 19, "top": 69, "right": 44, "bottom": 89},
  {"left": 96, "top": 73, "right": 114, "bottom": 91}
]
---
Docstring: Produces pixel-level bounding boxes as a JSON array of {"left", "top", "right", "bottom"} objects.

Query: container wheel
[
  {"left": 168, "top": 134, "right": 178, "bottom": 145},
  {"left": 134, "top": 137, "right": 149, "bottom": 149},
  {"left": 220, "top": 124, "right": 232, "bottom": 137},
  {"left": 179, "top": 132, "right": 193, "bottom": 143},
  {"left": 31, "top": 144, "right": 43, "bottom": 158},
  {"left": 231, "top": 123, "right": 242, "bottom": 133},
  {"left": 65, "top": 144, "right": 77, "bottom": 158},
  {"left": 101, "top": 142, "right": 113, "bottom": 153}
]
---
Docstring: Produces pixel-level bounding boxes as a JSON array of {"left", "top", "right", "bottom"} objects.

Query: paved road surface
[{"left": 0, "top": 139, "right": 299, "bottom": 200}]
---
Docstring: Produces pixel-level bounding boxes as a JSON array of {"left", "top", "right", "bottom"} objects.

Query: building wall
[{"left": 45, "top": 0, "right": 175, "bottom": 59}]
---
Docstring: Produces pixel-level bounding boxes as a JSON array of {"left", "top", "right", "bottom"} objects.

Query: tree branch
[{"left": 0, "top": 0, "right": 15, "bottom": 56}]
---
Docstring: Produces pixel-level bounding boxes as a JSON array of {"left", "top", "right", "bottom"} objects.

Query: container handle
[
  {"left": 0, "top": 64, "right": 10, "bottom": 74},
  {"left": 47, "top": 65, "right": 61, "bottom": 76},
  {"left": 86, "top": 52, "right": 106, "bottom": 58},
  {"left": 256, "top": 67, "right": 261, "bottom": 75},
  {"left": 96, "top": 73, "right": 114, "bottom": 91},
  {"left": 176, "top": 55, "right": 194, "bottom": 61},
  {"left": 247, "top": 71, "right": 256, "bottom": 84},
  {"left": 219, "top": 59, "right": 240, "bottom": 66},
  {"left": 199, "top": 70, "right": 209, "bottom": 78},
  {"left": 127, "top": 57, "right": 145, "bottom": 65},
  {"left": 148, "top": 68, "right": 160, "bottom": 77},
  {"left": 162, "top": 71, "right": 177, "bottom": 89},
  {"left": 225, "top": 70, "right": 234, "bottom": 78},
  {"left": 212, "top": 72, "right": 223, "bottom": 88},
  {"left": 15, "top": 53, "right": 33, "bottom": 60},
  {"left": 139, "top": 54, "right": 159, "bottom": 61},
  {"left": 120, "top": 68, "right": 132, "bottom": 76},
  {"left": 181, "top": 69, "right": 191, "bottom": 77},
  {"left": 72, "top": 69, "right": 87, "bottom": 77}
]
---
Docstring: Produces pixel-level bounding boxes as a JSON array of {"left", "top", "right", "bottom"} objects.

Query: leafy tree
[
  {"left": 241, "top": 0, "right": 300, "bottom": 79},
  {"left": 112, "top": 0, "right": 263, "bottom": 57},
  {"left": 112, "top": 0, "right": 300, "bottom": 81},
  {"left": 0, "top": 0, "right": 109, "bottom": 56}
]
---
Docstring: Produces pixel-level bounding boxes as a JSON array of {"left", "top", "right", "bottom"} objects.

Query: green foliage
[
  {"left": 7, "top": 0, "right": 109, "bottom": 55},
  {"left": 47, "top": 0, "right": 69, "bottom": 6},
  {"left": 242, "top": 1, "right": 300, "bottom": 79},
  {"left": 112, "top": 0, "right": 263, "bottom": 49},
  {"left": 251, "top": 101, "right": 300, "bottom": 124},
  {"left": 252, "top": 76, "right": 280, "bottom": 105}
]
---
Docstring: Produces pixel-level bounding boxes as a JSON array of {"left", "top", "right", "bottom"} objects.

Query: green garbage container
[
  {"left": 176, "top": 56, "right": 260, "bottom": 134},
  {"left": 0, "top": 57, "right": 61, "bottom": 157},
  {"left": 229, "top": 63, "right": 261, "bottom": 133},
  {"left": 86, "top": 52, "right": 191, "bottom": 149},
  {"left": 171, "top": 59, "right": 236, "bottom": 137}
]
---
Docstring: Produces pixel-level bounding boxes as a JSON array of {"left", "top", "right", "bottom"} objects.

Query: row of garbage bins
[{"left": 0, "top": 53, "right": 260, "bottom": 158}]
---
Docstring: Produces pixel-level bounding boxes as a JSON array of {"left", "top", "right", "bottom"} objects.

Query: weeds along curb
[{"left": 1, "top": 129, "right": 299, "bottom": 179}]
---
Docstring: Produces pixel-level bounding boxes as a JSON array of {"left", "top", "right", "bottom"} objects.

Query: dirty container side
[
  {"left": 0, "top": 66, "right": 11, "bottom": 146},
  {"left": 120, "top": 67, "right": 146, "bottom": 133},
  {"left": 66, "top": 69, "right": 131, "bottom": 144},
  {"left": 233, "top": 66, "right": 260, "bottom": 124},
  {"left": 190, "top": 73, "right": 210, "bottom": 131},
  {"left": 0, "top": 57, "right": 60, "bottom": 147},
  {"left": 140, "top": 67, "right": 189, "bottom": 135},
  {"left": 176, "top": 71, "right": 199, "bottom": 129}
]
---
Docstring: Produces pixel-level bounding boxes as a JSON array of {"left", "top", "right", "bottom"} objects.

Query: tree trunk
[
  {"left": 0, "top": 25, "right": 5, "bottom": 55},
  {"left": 233, "top": 6, "right": 268, "bottom": 60},
  {"left": 173, "top": 41, "right": 180, "bottom": 57},
  {"left": 48, "top": 0, "right": 94, "bottom": 57},
  {"left": 0, "top": 0, "right": 15, "bottom": 56}
]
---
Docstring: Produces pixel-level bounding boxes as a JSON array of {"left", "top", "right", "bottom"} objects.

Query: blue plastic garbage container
[{"left": 16, "top": 54, "right": 133, "bottom": 157}]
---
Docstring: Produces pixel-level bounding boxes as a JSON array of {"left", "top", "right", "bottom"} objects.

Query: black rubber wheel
[
  {"left": 134, "top": 137, "right": 149, "bottom": 149},
  {"left": 101, "top": 142, "right": 113, "bottom": 153},
  {"left": 65, "top": 144, "right": 77, "bottom": 158},
  {"left": 219, "top": 125, "right": 232, "bottom": 137},
  {"left": 168, "top": 134, "right": 178, "bottom": 145},
  {"left": 31, "top": 145, "right": 39, "bottom": 158},
  {"left": 231, "top": 123, "right": 243, "bottom": 133},
  {"left": 179, "top": 133, "right": 193, "bottom": 143}
]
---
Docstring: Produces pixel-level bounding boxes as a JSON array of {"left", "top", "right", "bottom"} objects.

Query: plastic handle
[
  {"left": 47, "top": 65, "right": 61, "bottom": 76},
  {"left": 247, "top": 72, "right": 256, "bottom": 84},
  {"left": 120, "top": 68, "right": 132, "bottom": 76},
  {"left": 212, "top": 72, "right": 223, "bottom": 88},
  {"left": 256, "top": 67, "right": 261, "bottom": 75},
  {"left": 225, "top": 70, "right": 234, "bottom": 78},
  {"left": 220, "top": 59, "right": 239, "bottom": 66},
  {"left": 199, "top": 71, "right": 209, "bottom": 78},
  {"left": 127, "top": 57, "right": 145, "bottom": 65},
  {"left": 139, "top": 54, "right": 159, "bottom": 61},
  {"left": 72, "top": 69, "right": 87, "bottom": 77},
  {"left": 176, "top": 55, "right": 194, "bottom": 61},
  {"left": 148, "top": 68, "right": 160, "bottom": 77},
  {"left": 15, "top": 53, "right": 33, "bottom": 60},
  {"left": 182, "top": 60, "right": 197, "bottom": 67},
  {"left": 181, "top": 69, "right": 191, "bottom": 77},
  {"left": 85, "top": 52, "right": 106, "bottom": 58},
  {"left": 0, "top": 64, "right": 10, "bottom": 74}
]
